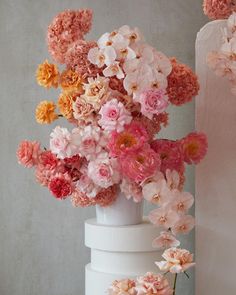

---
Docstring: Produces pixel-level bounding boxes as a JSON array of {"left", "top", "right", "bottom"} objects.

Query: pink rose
[{"left": 17, "top": 140, "right": 41, "bottom": 168}]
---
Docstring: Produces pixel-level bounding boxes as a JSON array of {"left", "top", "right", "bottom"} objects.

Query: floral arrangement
[
  {"left": 207, "top": 12, "right": 236, "bottom": 95},
  {"left": 203, "top": 0, "right": 236, "bottom": 20},
  {"left": 16, "top": 9, "right": 207, "bottom": 294}
]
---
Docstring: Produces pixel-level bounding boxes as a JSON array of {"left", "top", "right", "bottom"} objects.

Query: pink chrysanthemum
[
  {"left": 48, "top": 173, "right": 73, "bottom": 199},
  {"left": 65, "top": 40, "right": 102, "bottom": 78},
  {"left": 71, "top": 189, "right": 95, "bottom": 207},
  {"left": 203, "top": 0, "right": 236, "bottom": 20},
  {"left": 167, "top": 58, "right": 199, "bottom": 106},
  {"left": 17, "top": 140, "right": 41, "bottom": 168},
  {"left": 120, "top": 145, "right": 161, "bottom": 183},
  {"left": 151, "top": 139, "right": 184, "bottom": 174},
  {"left": 94, "top": 185, "right": 118, "bottom": 207},
  {"left": 47, "top": 9, "right": 93, "bottom": 64},
  {"left": 108, "top": 121, "right": 149, "bottom": 157},
  {"left": 180, "top": 132, "right": 208, "bottom": 165}
]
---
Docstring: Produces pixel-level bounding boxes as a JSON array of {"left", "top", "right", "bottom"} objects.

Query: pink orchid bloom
[
  {"left": 152, "top": 231, "right": 180, "bottom": 250},
  {"left": 171, "top": 214, "right": 195, "bottom": 236},
  {"left": 149, "top": 207, "right": 179, "bottom": 229},
  {"left": 170, "top": 190, "right": 194, "bottom": 215}
]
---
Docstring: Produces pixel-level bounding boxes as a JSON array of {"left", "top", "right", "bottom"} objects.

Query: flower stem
[{"left": 173, "top": 274, "right": 178, "bottom": 295}]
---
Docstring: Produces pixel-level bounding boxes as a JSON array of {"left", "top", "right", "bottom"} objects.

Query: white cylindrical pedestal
[{"left": 85, "top": 218, "right": 174, "bottom": 295}]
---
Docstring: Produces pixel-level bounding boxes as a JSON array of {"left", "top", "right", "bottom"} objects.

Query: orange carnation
[
  {"left": 60, "top": 69, "right": 84, "bottom": 93},
  {"left": 58, "top": 92, "right": 76, "bottom": 119},
  {"left": 36, "top": 60, "right": 59, "bottom": 88},
  {"left": 35, "top": 101, "right": 58, "bottom": 124}
]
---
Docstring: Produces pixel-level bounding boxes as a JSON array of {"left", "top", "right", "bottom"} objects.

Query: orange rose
[
  {"left": 36, "top": 60, "right": 59, "bottom": 88},
  {"left": 35, "top": 101, "right": 58, "bottom": 124},
  {"left": 58, "top": 92, "right": 76, "bottom": 119},
  {"left": 60, "top": 69, "right": 84, "bottom": 93}
]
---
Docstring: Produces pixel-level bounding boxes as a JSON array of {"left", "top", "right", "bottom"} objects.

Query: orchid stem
[{"left": 173, "top": 274, "right": 178, "bottom": 295}]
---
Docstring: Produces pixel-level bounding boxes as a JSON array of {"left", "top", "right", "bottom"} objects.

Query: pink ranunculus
[
  {"left": 155, "top": 247, "right": 195, "bottom": 274},
  {"left": 17, "top": 140, "right": 41, "bottom": 168},
  {"left": 120, "top": 178, "right": 143, "bottom": 203},
  {"left": 135, "top": 272, "right": 173, "bottom": 295},
  {"left": 171, "top": 215, "right": 195, "bottom": 236},
  {"left": 170, "top": 190, "right": 194, "bottom": 215},
  {"left": 98, "top": 98, "right": 132, "bottom": 132},
  {"left": 48, "top": 173, "right": 74, "bottom": 199},
  {"left": 152, "top": 231, "right": 180, "bottom": 250},
  {"left": 120, "top": 145, "right": 161, "bottom": 183},
  {"left": 149, "top": 207, "right": 179, "bottom": 230},
  {"left": 108, "top": 278, "right": 137, "bottom": 295},
  {"left": 136, "top": 89, "right": 169, "bottom": 120},
  {"left": 88, "top": 153, "right": 121, "bottom": 188}
]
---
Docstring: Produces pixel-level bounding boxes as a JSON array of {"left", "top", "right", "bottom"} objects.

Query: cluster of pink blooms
[
  {"left": 207, "top": 12, "right": 236, "bottom": 95},
  {"left": 203, "top": 0, "right": 236, "bottom": 20}
]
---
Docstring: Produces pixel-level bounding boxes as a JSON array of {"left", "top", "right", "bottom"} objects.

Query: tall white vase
[{"left": 96, "top": 191, "right": 143, "bottom": 226}]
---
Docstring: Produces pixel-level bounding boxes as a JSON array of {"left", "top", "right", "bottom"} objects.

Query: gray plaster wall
[{"left": 0, "top": 1, "right": 207, "bottom": 294}]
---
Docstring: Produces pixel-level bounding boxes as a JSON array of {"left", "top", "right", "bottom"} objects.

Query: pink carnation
[
  {"left": 108, "top": 121, "right": 149, "bottom": 157},
  {"left": 35, "top": 164, "right": 58, "bottom": 187},
  {"left": 203, "top": 0, "right": 236, "bottom": 20},
  {"left": 94, "top": 185, "right": 118, "bottom": 207},
  {"left": 167, "top": 58, "right": 199, "bottom": 106},
  {"left": 49, "top": 173, "right": 73, "bottom": 199},
  {"left": 17, "top": 140, "right": 40, "bottom": 168},
  {"left": 39, "top": 150, "right": 58, "bottom": 169},
  {"left": 135, "top": 272, "right": 173, "bottom": 295},
  {"left": 180, "top": 132, "right": 208, "bottom": 165},
  {"left": 120, "top": 178, "right": 143, "bottom": 203},
  {"left": 98, "top": 98, "right": 132, "bottom": 132},
  {"left": 65, "top": 40, "right": 102, "bottom": 78},
  {"left": 71, "top": 189, "right": 95, "bottom": 207},
  {"left": 120, "top": 145, "right": 161, "bottom": 183},
  {"left": 108, "top": 278, "right": 136, "bottom": 295},
  {"left": 151, "top": 139, "right": 184, "bottom": 174},
  {"left": 136, "top": 89, "right": 169, "bottom": 120},
  {"left": 76, "top": 173, "right": 100, "bottom": 198},
  {"left": 47, "top": 9, "right": 93, "bottom": 63}
]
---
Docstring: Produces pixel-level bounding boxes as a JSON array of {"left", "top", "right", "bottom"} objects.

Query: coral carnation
[
  {"left": 167, "top": 58, "right": 199, "bottom": 106},
  {"left": 94, "top": 185, "right": 118, "bottom": 207},
  {"left": 17, "top": 140, "right": 40, "bottom": 168},
  {"left": 36, "top": 60, "right": 59, "bottom": 88},
  {"left": 60, "top": 69, "right": 84, "bottom": 93},
  {"left": 58, "top": 92, "right": 76, "bottom": 119},
  {"left": 71, "top": 189, "right": 95, "bottom": 207},
  {"left": 39, "top": 150, "right": 58, "bottom": 169},
  {"left": 35, "top": 101, "right": 58, "bottom": 124},
  {"left": 49, "top": 173, "right": 73, "bottom": 199},
  {"left": 108, "top": 278, "right": 136, "bottom": 295},
  {"left": 203, "top": 0, "right": 236, "bottom": 20}
]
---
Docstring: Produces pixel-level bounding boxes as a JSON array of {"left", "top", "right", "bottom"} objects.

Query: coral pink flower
[
  {"left": 121, "top": 145, "right": 161, "bottom": 183},
  {"left": 203, "top": 0, "right": 236, "bottom": 20},
  {"left": 76, "top": 173, "right": 100, "bottom": 198},
  {"left": 167, "top": 58, "right": 199, "bottom": 106},
  {"left": 39, "top": 150, "right": 58, "bottom": 169},
  {"left": 108, "top": 278, "right": 137, "bottom": 295},
  {"left": 94, "top": 185, "right": 118, "bottom": 207},
  {"left": 108, "top": 121, "right": 149, "bottom": 157},
  {"left": 171, "top": 215, "right": 195, "bottom": 236},
  {"left": 48, "top": 173, "right": 73, "bottom": 199},
  {"left": 17, "top": 140, "right": 41, "bottom": 168},
  {"left": 88, "top": 46, "right": 117, "bottom": 68},
  {"left": 152, "top": 231, "right": 180, "bottom": 250},
  {"left": 165, "top": 169, "right": 182, "bottom": 191},
  {"left": 151, "top": 139, "right": 184, "bottom": 174},
  {"left": 149, "top": 207, "right": 179, "bottom": 230},
  {"left": 136, "top": 89, "right": 169, "bottom": 120},
  {"left": 35, "top": 164, "right": 58, "bottom": 187},
  {"left": 120, "top": 178, "right": 143, "bottom": 203},
  {"left": 180, "top": 132, "right": 208, "bottom": 165},
  {"left": 155, "top": 247, "right": 195, "bottom": 274},
  {"left": 135, "top": 272, "right": 173, "bottom": 295},
  {"left": 98, "top": 99, "right": 132, "bottom": 132},
  {"left": 71, "top": 189, "right": 95, "bottom": 207},
  {"left": 63, "top": 154, "right": 83, "bottom": 171},
  {"left": 47, "top": 9, "right": 93, "bottom": 63},
  {"left": 88, "top": 153, "right": 121, "bottom": 188},
  {"left": 170, "top": 190, "right": 194, "bottom": 215}
]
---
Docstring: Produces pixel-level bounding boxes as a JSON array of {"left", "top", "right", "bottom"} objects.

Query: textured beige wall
[{"left": 0, "top": 0, "right": 207, "bottom": 294}]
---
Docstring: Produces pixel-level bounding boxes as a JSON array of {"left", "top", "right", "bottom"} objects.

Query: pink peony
[
  {"left": 108, "top": 278, "right": 137, "bottom": 295},
  {"left": 120, "top": 178, "right": 143, "bottom": 203},
  {"left": 203, "top": 0, "right": 236, "bottom": 20},
  {"left": 120, "top": 145, "right": 161, "bottom": 183},
  {"left": 171, "top": 215, "right": 195, "bottom": 236},
  {"left": 47, "top": 9, "right": 93, "bottom": 63},
  {"left": 94, "top": 185, "right": 118, "bottom": 207},
  {"left": 135, "top": 272, "right": 173, "bottom": 295},
  {"left": 136, "top": 89, "right": 169, "bottom": 120},
  {"left": 108, "top": 121, "right": 149, "bottom": 157},
  {"left": 180, "top": 132, "right": 208, "bottom": 165},
  {"left": 98, "top": 98, "right": 132, "bottom": 132},
  {"left": 149, "top": 207, "right": 179, "bottom": 230},
  {"left": 151, "top": 139, "right": 184, "bottom": 174},
  {"left": 152, "top": 231, "right": 180, "bottom": 250},
  {"left": 71, "top": 188, "right": 95, "bottom": 207},
  {"left": 48, "top": 173, "right": 74, "bottom": 199},
  {"left": 17, "top": 140, "right": 40, "bottom": 168}
]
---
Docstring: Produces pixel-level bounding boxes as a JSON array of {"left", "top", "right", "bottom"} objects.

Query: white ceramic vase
[{"left": 95, "top": 191, "right": 143, "bottom": 226}]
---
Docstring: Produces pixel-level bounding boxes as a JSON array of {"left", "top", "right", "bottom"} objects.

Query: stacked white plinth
[{"left": 85, "top": 218, "right": 172, "bottom": 295}]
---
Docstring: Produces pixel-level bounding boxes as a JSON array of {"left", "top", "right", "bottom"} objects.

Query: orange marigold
[
  {"left": 58, "top": 92, "right": 76, "bottom": 119},
  {"left": 35, "top": 101, "right": 58, "bottom": 124},
  {"left": 36, "top": 60, "right": 59, "bottom": 88},
  {"left": 60, "top": 69, "right": 84, "bottom": 93}
]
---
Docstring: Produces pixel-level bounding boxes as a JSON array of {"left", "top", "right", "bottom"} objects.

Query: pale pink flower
[
  {"left": 120, "top": 178, "right": 143, "bottom": 203},
  {"left": 153, "top": 51, "right": 172, "bottom": 77},
  {"left": 108, "top": 278, "right": 137, "bottom": 295},
  {"left": 118, "top": 25, "right": 143, "bottom": 44},
  {"left": 50, "top": 126, "right": 78, "bottom": 159},
  {"left": 103, "top": 62, "right": 125, "bottom": 79},
  {"left": 88, "top": 153, "right": 121, "bottom": 188},
  {"left": 149, "top": 207, "right": 179, "bottom": 230},
  {"left": 155, "top": 247, "right": 195, "bottom": 274},
  {"left": 98, "top": 98, "right": 132, "bottom": 132},
  {"left": 88, "top": 46, "right": 117, "bottom": 68},
  {"left": 123, "top": 68, "right": 151, "bottom": 96},
  {"left": 166, "top": 169, "right": 181, "bottom": 191},
  {"left": 17, "top": 140, "right": 40, "bottom": 168},
  {"left": 227, "top": 12, "right": 236, "bottom": 34},
  {"left": 71, "top": 125, "right": 107, "bottom": 161},
  {"left": 136, "top": 89, "right": 169, "bottom": 120},
  {"left": 142, "top": 179, "right": 172, "bottom": 206},
  {"left": 97, "top": 32, "right": 124, "bottom": 49},
  {"left": 170, "top": 190, "right": 194, "bottom": 215},
  {"left": 149, "top": 71, "right": 168, "bottom": 90},
  {"left": 135, "top": 272, "right": 173, "bottom": 295},
  {"left": 152, "top": 231, "right": 180, "bottom": 250},
  {"left": 171, "top": 215, "right": 195, "bottom": 236},
  {"left": 72, "top": 96, "right": 94, "bottom": 123},
  {"left": 76, "top": 174, "right": 100, "bottom": 198}
]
